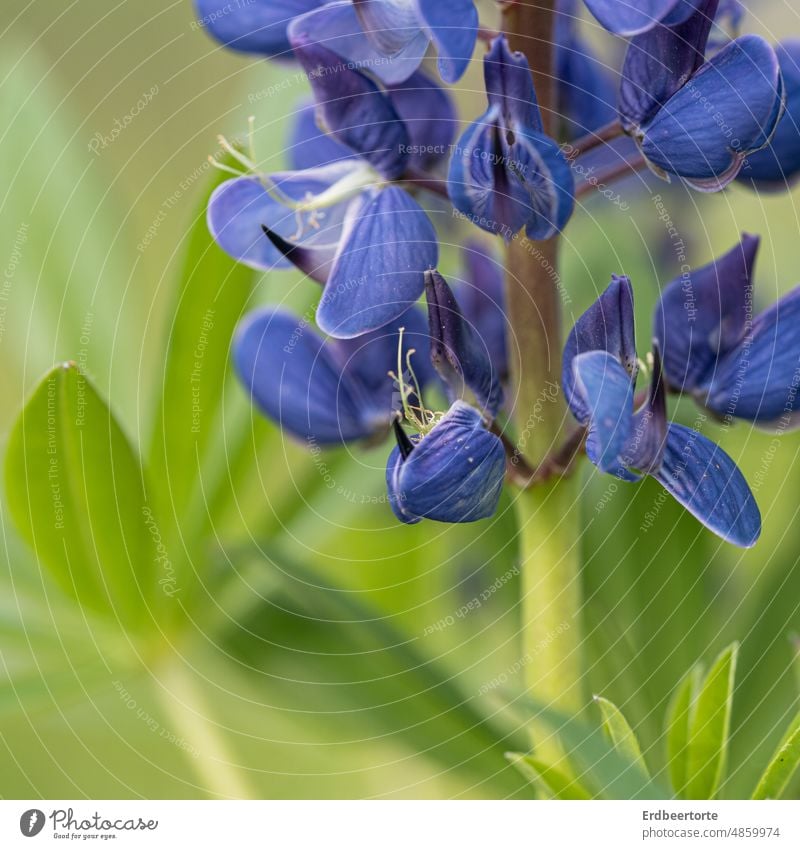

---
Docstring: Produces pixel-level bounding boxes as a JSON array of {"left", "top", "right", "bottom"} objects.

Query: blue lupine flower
[
  {"left": 288, "top": 101, "right": 355, "bottom": 171},
  {"left": 193, "top": 0, "right": 324, "bottom": 57},
  {"left": 456, "top": 241, "right": 509, "bottom": 384},
  {"left": 584, "top": 0, "right": 711, "bottom": 37},
  {"left": 618, "top": 0, "right": 784, "bottom": 190},
  {"left": 209, "top": 47, "right": 452, "bottom": 337},
  {"left": 737, "top": 41, "right": 800, "bottom": 190},
  {"left": 654, "top": 234, "right": 800, "bottom": 426},
  {"left": 195, "top": 0, "right": 466, "bottom": 85},
  {"left": 288, "top": 0, "right": 478, "bottom": 85},
  {"left": 386, "top": 401, "right": 506, "bottom": 523},
  {"left": 448, "top": 36, "right": 575, "bottom": 240},
  {"left": 234, "top": 304, "right": 433, "bottom": 444},
  {"left": 555, "top": 0, "right": 618, "bottom": 140},
  {"left": 563, "top": 276, "right": 761, "bottom": 547},
  {"left": 425, "top": 269, "right": 504, "bottom": 417}
]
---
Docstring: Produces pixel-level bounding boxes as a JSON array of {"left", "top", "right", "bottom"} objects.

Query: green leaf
[
  {"left": 514, "top": 698, "right": 669, "bottom": 799},
  {"left": 684, "top": 643, "right": 738, "bottom": 799},
  {"left": 594, "top": 695, "right": 650, "bottom": 778},
  {"left": 5, "top": 363, "right": 163, "bottom": 629},
  {"left": 752, "top": 711, "right": 800, "bottom": 799},
  {"left": 666, "top": 663, "right": 703, "bottom": 797},
  {"left": 147, "top": 157, "right": 259, "bottom": 523},
  {"left": 506, "top": 752, "right": 592, "bottom": 799}
]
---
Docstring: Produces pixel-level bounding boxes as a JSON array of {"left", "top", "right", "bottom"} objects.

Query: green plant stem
[
  {"left": 516, "top": 479, "right": 584, "bottom": 711},
  {"left": 156, "top": 653, "right": 256, "bottom": 799},
  {"left": 500, "top": 0, "right": 585, "bottom": 747}
]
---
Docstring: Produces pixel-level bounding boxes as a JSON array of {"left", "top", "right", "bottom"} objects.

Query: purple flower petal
[
  {"left": 458, "top": 240, "right": 508, "bottom": 382},
  {"left": 288, "top": 101, "right": 355, "bottom": 170},
  {"left": 707, "top": 286, "right": 800, "bottom": 424},
  {"left": 317, "top": 186, "right": 438, "bottom": 338},
  {"left": 386, "top": 71, "right": 457, "bottom": 172},
  {"left": 207, "top": 177, "right": 296, "bottom": 271},
  {"left": 386, "top": 401, "right": 506, "bottom": 523},
  {"left": 654, "top": 422, "right": 761, "bottom": 547},
  {"left": 288, "top": 2, "right": 428, "bottom": 86},
  {"left": 194, "top": 0, "right": 323, "bottom": 56},
  {"left": 288, "top": 26, "right": 410, "bottom": 178},
  {"left": 572, "top": 350, "right": 635, "bottom": 473},
  {"left": 640, "top": 35, "right": 783, "bottom": 190},
  {"left": 233, "top": 307, "right": 382, "bottom": 444},
  {"left": 654, "top": 233, "right": 759, "bottom": 395},
  {"left": 583, "top": 0, "right": 687, "bottom": 36},
  {"left": 563, "top": 276, "right": 638, "bottom": 424},
  {"left": 414, "top": 0, "right": 478, "bottom": 83},
  {"left": 618, "top": 0, "right": 718, "bottom": 133},
  {"left": 738, "top": 40, "right": 800, "bottom": 190},
  {"left": 425, "top": 269, "right": 504, "bottom": 417}
]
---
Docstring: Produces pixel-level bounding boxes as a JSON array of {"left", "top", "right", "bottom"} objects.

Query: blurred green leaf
[
  {"left": 147, "top": 156, "right": 259, "bottom": 525},
  {"left": 594, "top": 695, "right": 650, "bottom": 778},
  {"left": 752, "top": 711, "right": 800, "bottom": 799},
  {"left": 684, "top": 643, "right": 738, "bottom": 800},
  {"left": 515, "top": 699, "right": 668, "bottom": 799},
  {"left": 506, "top": 752, "right": 592, "bottom": 799},
  {"left": 666, "top": 662, "right": 703, "bottom": 797},
  {"left": 5, "top": 363, "right": 160, "bottom": 630}
]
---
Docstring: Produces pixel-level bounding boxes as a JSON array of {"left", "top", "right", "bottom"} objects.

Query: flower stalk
[{"left": 501, "top": 0, "right": 585, "bottom": 731}]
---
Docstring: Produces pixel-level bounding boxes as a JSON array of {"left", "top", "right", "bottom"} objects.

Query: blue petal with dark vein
[
  {"left": 386, "top": 401, "right": 506, "bottom": 523},
  {"left": 483, "top": 35, "right": 543, "bottom": 133},
  {"left": 425, "top": 270, "right": 504, "bottom": 417},
  {"left": 572, "top": 350, "right": 635, "bottom": 473},
  {"left": 705, "top": 286, "right": 800, "bottom": 424},
  {"left": 448, "top": 116, "right": 574, "bottom": 240},
  {"left": 448, "top": 111, "right": 530, "bottom": 238},
  {"left": 738, "top": 41, "right": 800, "bottom": 190},
  {"left": 618, "top": 0, "right": 718, "bottom": 132},
  {"left": 653, "top": 233, "right": 759, "bottom": 394},
  {"left": 207, "top": 177, "right": 296, "bottom": 271},
  {"left": 233, "top": 307, "right": 380, "bottom": 444},
  {"left": 316, "top": 186, "right": 438, "bottom": 338},
  {"left": 653, "top": 422, "right": 761, "bottom": 547},
  {"left": 415, "top": 0, "right": 478, "bottom": 84},
  {"left": 640, "top": 35, "right": 783, "bottom": 189},
  {"left": 562, "top": 276, "right": 638, "bottom": 424},
  {"left": 352, "top": 0, "right": 424, "bottom": 57},
  {"left": 288, "top": 2, "right": 428, "bottom": 86},
  {"left": 288, "top": 30, "right": 410, "bottom": 178},
  {"left": 515, "top": 128, "right": 576, "bottom": 240},
  {"left": 194, "top": 0, "right": 323, "bottom": 55}
]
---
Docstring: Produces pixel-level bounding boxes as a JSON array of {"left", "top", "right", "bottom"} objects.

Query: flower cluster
[{"left": 198, "top": 0, "right": 800, "bottom": 545}]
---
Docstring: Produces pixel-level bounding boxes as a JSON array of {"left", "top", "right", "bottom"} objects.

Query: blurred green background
[{"left": 0, "top": 0, "right": 799, "bottom": 799}]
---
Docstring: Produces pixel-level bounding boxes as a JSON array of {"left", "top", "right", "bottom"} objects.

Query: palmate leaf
[{"left": 5, "top": 363, "right": 165, "bottom": 631}]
